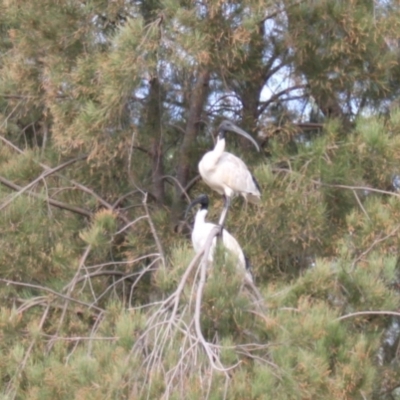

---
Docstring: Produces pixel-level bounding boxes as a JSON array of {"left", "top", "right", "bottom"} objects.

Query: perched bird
[
  {"left": 198, "top": 120, "right": 261, "bottom": 227},
  {"left": 185, "top": 194, "right": 253, "bottom": 283}
]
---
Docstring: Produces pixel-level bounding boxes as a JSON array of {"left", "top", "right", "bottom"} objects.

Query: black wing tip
[
  {"left": 252, "top": 174, "right": 262, "bottom": 193},
  {"left": 244, "top": 255, "right": 255, "bottom": 280},
  {"left": 244, "top": 255, "right": 251, "bottom": 270}
]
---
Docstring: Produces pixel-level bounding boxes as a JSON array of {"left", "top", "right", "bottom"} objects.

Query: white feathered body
[
  {"left": 198, "top": 138, "right": 261, "bottom": 204},
  {"left": 191, "top": 209, "right": 253, "bottom": 282}
]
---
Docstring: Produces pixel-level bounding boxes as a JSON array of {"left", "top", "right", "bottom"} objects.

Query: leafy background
[{"left": 1, "top": 0, "right": 400, "bottom": 398}]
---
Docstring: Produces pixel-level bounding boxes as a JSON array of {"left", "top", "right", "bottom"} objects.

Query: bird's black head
[
  {"left": 217, "top": 120, "right": 236, "bottom": 139},
  {"left": 184, "top": 194, "right": 209, "bottom": 219},
  {"left": 216, "top": 120, "right": 260, "bottom": 152}
]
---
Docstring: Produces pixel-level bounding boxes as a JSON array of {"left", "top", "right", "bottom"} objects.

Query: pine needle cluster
[{"left": 1, "top": 0, "right": 400, "bottom": 398}]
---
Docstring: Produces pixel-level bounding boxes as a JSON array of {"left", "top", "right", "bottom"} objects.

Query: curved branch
[
  {"left": 0, "top": 134, "right": 130, "bottom": 224},
  {"left": 0, "top": 155, "right": 88, "bottom": 212},
  {"left": 258, "top": 84, "right": 307, "bottom": 114},
  {"left": 0, "top": 175, "right": 92, "bottom": 218},
  {"left": 132, "top": 145, "right": 150, "bottom": 155},
  {"left": 337, "top": 310, "right": 400, "bottom": 321},
  {"left": 0, "top": 278, "right": 104, "bottom": 313}
]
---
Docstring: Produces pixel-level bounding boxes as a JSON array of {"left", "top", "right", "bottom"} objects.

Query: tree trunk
[
  {"left": 236, "top": 22, "right": 266, "bottom": 146},
  {"left": 171, "top": 69, "right": 210, "bottom": 226},
  {"left": 145, "top": 78, "right": 165, "bottom": 206}
]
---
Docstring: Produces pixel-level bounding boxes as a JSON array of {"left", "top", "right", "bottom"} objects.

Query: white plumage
[
  {"left": 186, "top": 194, "right": 253, "bottom": 283},
  {"left": 198, "top": 120, "right": 261, "bottom": 226}
]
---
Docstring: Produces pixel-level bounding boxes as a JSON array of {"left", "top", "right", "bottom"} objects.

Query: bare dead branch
[
  {"left": 112, "top": 190, "right": 141, "bottom": 208},
  {"left": 125, "top": 223, "right": 269, "bottom": 398},
  {"left": 94, "top": 259, "right": 160, "bottom": 306},
  {"left": 131, "top": 145, "right": 150, "bottom": 155},
  {"left": 350, "top": 224, "right": 400, "bottom": 271},
  {"left": 6, "top": 304, "right": 50, "bottom": 399},
  {"left": 258, "top": 84, "right": 306, "bottom": 114},
  {"left": 337, "top": 310, "right": 400, "bottom": 321},
  {"left": 168, "top": 123, "right": 187, "bottom": 135},
  {"left": 162, "top": 175, "right": 191, "bottom": 203},
  {"left": 78, "top": 253, "right": 161, "bottom": 271},
  {"left": 0, "top": 278, "right": 104, "bottom": 313},
  {"left": 48, "top": 245, "right": 95, "bottom": 354},
  {"left": 0, "top": 155, "right": 88, "bottom": 212},
  {"left": 142, "top": 193, "right": 165, "bottom": 267},
  {"left": 115, "top": 215, "right": 149, "bottom": 235},
  {"left": 0, "top": 134, "right": 132, "bottom": 224},
  {"left": 194, "top": 227, "right": 239, "bottom": 372},
  {"left": 0, "top": 175, "right": 92, "bottom": 217},
  {"left": 184, "top": 174, "right": 201, "bottom": 193},
  {"left": 274, "top": 167, "right": 400, "bottom": 200}
]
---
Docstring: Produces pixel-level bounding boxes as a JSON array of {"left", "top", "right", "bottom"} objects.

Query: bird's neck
[
  {"left": 195, "top": 209, "right": 207, "bottom": 225},
  {"left": 214, "top": 137, "right": 226, "bottom": 157}
]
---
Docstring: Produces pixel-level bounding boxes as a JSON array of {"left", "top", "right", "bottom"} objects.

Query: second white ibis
[{"left": 185, "top": 194, "right": 253, "bottom": 284}]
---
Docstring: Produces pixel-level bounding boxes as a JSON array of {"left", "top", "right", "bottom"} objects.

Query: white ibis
[
  {"left": 185, "top": 194, "right": 253, "bottom": 284},
  {"left": 198, "top": 120, "right": 261, "bottom": 227}
]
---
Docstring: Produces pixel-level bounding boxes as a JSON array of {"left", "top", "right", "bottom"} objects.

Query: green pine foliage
[{"left": 1, "top": 0, "right": 400, "bottom": 398}]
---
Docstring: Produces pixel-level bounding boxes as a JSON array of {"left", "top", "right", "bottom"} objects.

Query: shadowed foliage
[{"left": 1, "top": 0, "right": 400, "bottom": 399}]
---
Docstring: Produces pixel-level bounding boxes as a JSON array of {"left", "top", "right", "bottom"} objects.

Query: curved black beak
[
  {"left": 218, "top": 120, "right": 260, "bottom": 152},
  {"left": 184, "top": 194, "right": 209, "bottom": 219}
]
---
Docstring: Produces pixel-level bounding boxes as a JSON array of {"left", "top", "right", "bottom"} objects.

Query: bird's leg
[{"left": 218, "top": 195, "right": 231, "bottom": 231}]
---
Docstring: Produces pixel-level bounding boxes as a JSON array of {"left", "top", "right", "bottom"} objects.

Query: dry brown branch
[
  {"left": 0, "top": 278, "right": 104, "bottom": 313},
  {"left": 337, "top": 310, "right": 400, "bottom": 321},
  {"left": 68, "top": 253, "right": 161, "bottom": 273},
  {"left": 142, "top": 192, "right": 165, "bottom": 267},
  {"left": 69, "top": 179, "right": 131, "bottom": 225},
  {"left": 0, "top": 155, "right": 88, "bottom": 212},
  {"left": 194, "top": 227, "right": 239, "bottom": 373},
  {"left": 162, "top": 175, "right": 191, "bottom": 203},
  {"left": 274, "top": 167, "right": 400, "bottom": 200},
  {"left": 92, "top": 259, "right": 160, "bottom": 306},
  {"left": 258, "top": 84, "right": 306, "bottom": 114},
  {"left": 0, "top": 132, "right": 26, "bottom": 153},
  {"left": 350, "top": 224, "right": 400, "bottom": 271},
  {"left": 15, "top": 296, "right": 49, "bottom": 314},
  {"left": 115, "top": 215, "right": 148, "bottom": 235},
  {"left": 0, "top": 100, "right": 23, "bottom": 133},
  {"left": 0, "top": 175, "right": 92, "bottom": 217},
  {"left": 243, "top": 276, "right": 267, "bottom": 308},
  {"left": 0, "top": 134, "right": 131, "bottom": 224},
  {"left": 124, "top": 224, "right": 269, "bottom": 398},
  {"left": 41, "top": 334, "right": 117, "bottom": 341},
  {"left": 47, "top": 246, "right": 93, "bottom": 353},
  {"left": 85, "top": 309, "right": 106, "bottom": 357},
  {"left": 260, "top": 0, "right": 305, "bottom": 23},
  {"left": 184, "top": 174, "right": 201, "bottom": 193},
  {"left": 73, "top": 270, "right": 138, "bottom": 284},
  {"left": 352, "top": 189, "right": 370, "bottom": 221},
  {"left": 112, "top": 189, "right": 141, "bottom": 208},
  {"left": 6, "top": 304, "right": 50, "bottom": 399},
  {"left": 125, "top": 236, "right": 212, "bottom": 397}
]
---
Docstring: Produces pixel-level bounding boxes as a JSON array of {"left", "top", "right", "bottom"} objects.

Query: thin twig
[
  {"left": 162, "top": 175, "right": 191, "bottom": 203},
  {"left": 0, "top": 155, "right": 88, "bottom": 212},
  {"left": 352, "top": 189, "right": 370, "bottom": 221},
  {"left": 115, "top": 215, "right": 148, "bottom": 235},
  {"left": 6, "top": 304, "right": 50, "bottom": 400},
  {"left": 337, "top": 310, "right": 400, "bottom": 321},
  {"left": 350, "top": 224, "right": 400, "bottom": 271},
  {"left": 0, "top": 278, "right": 104, "bottom": 313},
  {"left": 48, "top": 245, "right": 94, "bottom": 353},
  {"left": 142, "top": 192, "right": 165, "bottom": 267},
  {"left": 194, "top": 227, "right": 239, "bottom": 373},
  {"left": 0, "top": 175, "right": 92, "bottom": 217},
  {"left": 0, "top": 134, "right": 131, "bottom": 224}
]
